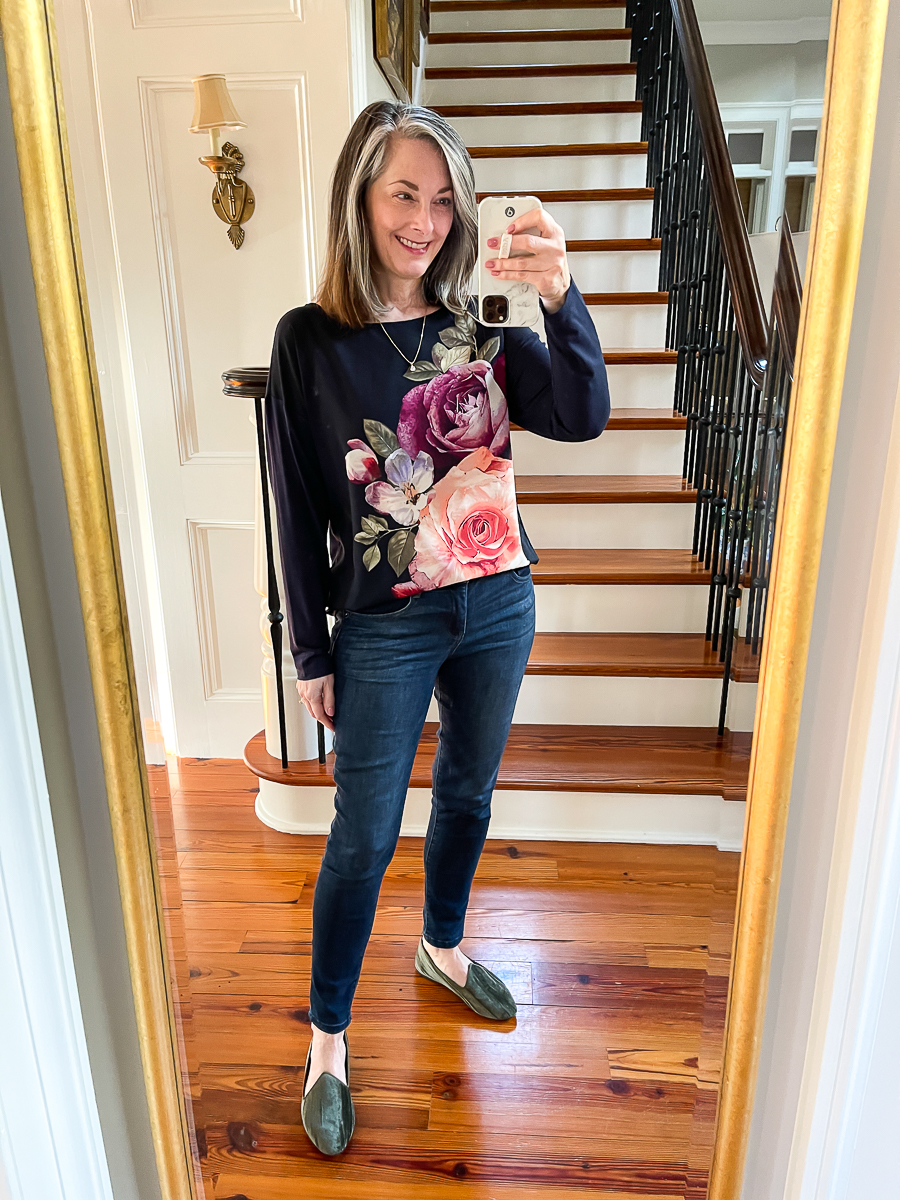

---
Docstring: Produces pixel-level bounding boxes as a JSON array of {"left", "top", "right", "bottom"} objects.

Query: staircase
[{"left": 242, "top": 0, "right": 756, "bottom": 832}]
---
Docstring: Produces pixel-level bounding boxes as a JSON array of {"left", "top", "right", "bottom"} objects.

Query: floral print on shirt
[{"left": 344, "top": 310, "right": 530, "bottom": 597}]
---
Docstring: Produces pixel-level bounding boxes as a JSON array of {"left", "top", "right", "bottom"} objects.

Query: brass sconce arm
[{"left": 199, "top": 142, "right": 255, "bottom": 249}]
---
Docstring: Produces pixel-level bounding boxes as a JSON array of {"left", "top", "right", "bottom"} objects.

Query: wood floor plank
[
  {"left": 205, "top": 1124, "right": 689, "bottom": 1196},
  {"left": 158, "top": 761, "right": 732, "bottom": 1197}
]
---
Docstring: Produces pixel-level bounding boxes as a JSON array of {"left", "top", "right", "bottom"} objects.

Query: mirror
[{"left": 4, "top": 0, "right": 879, "bottom": 1195}]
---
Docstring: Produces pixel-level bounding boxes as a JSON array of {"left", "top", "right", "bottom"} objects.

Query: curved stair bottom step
[
  {"left": 252, "top": 778, "right": 746, "bottom": 853},
  {"left": 245, "top": 725, "right": 750, "bottom": 803}
]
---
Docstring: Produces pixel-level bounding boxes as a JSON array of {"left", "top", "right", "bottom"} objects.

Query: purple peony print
[{"left": 396, "top": 360, "right": 510, "bottom": 473}]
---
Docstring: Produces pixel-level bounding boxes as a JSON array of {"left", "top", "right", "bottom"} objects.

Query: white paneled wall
[{"left": 55, "top": 0, "right": 358, "bottom": 756}]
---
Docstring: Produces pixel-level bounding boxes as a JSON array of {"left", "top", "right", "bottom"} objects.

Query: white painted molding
[
  {"left": 139, "top": 73, "right": 317, "bottom": 466},
  {"left": 783, "top": 383, "right": 900, "bottom": 1199},
  {"left": 700, "top": 19, "right": 830, "bottom": 45},
  {"left": 256, "top": 782, "right": 747, "bottom": 852},
  {"left": 187, "top": 519, "right": 258, "bottom": 700},
  {"left": 346, "top": 0, "right": 368, "bottom": 118},
  {"left": 0, "top": 492, "right": 114, "bottom": 1200},
  {"left": 131, "top": 0, "right": 301, "bottom": 29}
]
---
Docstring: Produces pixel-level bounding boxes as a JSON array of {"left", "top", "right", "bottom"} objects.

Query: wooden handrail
[
  {"left": 670, "top": 0, "right": 769, "bottom": 388},
  {"left": 772, "top": 218, "right": 803, "bottom": 375}
]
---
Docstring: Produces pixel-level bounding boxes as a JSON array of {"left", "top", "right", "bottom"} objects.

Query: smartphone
[{"left": 477, "top": 195, "right": 543, "bottom": 327}]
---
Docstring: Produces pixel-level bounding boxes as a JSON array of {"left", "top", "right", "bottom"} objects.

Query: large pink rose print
[
  {"left": 399, "top": 446, "right": 529, "bottom": 594},
  {"left": 397, "top": 360, "right": 510, "bottom": 473}
]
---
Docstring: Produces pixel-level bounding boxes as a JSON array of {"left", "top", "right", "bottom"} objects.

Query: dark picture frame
[{"left": 374, "top": 0, "right": 428, "bottom": 101}]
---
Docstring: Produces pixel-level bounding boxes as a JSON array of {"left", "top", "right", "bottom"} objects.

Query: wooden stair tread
[
  {"left": 431, "top": 28, "right": 632, "bottom": 43},
  {"left": 469, "top": 141, "right": 647, "bottom": 158},
  {"left": 477, "top": 187, "right": 654, "bottom": 202},
  {"left": 568, "top": 237, "right": 659, "bottom": 251},
  {"left": 436, "top": 101, "right": 642, "bottom": 117},
  {"left": 516, "top": 474, "right": 695, "bottom": 503},
  {"left": 426, "top": 63, "right": 636, "bottom": 79},
  {"left": 605, "top": 407, "right": 686, "bottom": 429},
  {"left": 527, "top": 632, "right": 760, "bottom": 681},
  {"left": 245, "top": 725, "right": 750, "bottom": 802},
  {"left": 531, "top": 548, "right": 711, "bottom": 584},
  {"left": 511, "top": 408, "right": 686, "bottom": 432},
  {"left": 600, "top": 348, "right": 677, "bottom": 364},
  {"left": 584, "top": 291, "right": 668, "bottom": 304},
  {"left": 433, "top": 1, "right": 627, "bottom": 11}
]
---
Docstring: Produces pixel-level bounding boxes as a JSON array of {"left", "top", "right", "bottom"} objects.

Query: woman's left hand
[{"left": 485, "top": 206, "right": 571, "bottom": 314}]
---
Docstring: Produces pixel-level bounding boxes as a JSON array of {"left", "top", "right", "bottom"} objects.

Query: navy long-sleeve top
[{"left": 265, "top": 280, "right": 609, "bottom": 680}]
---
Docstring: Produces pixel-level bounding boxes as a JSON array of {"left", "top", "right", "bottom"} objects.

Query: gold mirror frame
[{"left": 0, "top": 0, "right": 887, "bottom": 1195}]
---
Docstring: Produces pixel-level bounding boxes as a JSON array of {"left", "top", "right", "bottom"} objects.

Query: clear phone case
[{"left": 477, "top": 195, "right": 543, "bottom": 327}]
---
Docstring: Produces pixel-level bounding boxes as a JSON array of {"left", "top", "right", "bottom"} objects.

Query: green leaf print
[
  {"left": 363, "top": 420, "right": 399, "bottom": 458},
  {"left": 432, "top": 342, "right": 447, "bottom": 370},
  {"left": 443, "top": 344, "right": 472, "bottom": 368},
  {"left": 403, "top": 361, "right": 441, "bottom": 382},
  {"left": 439, "top": 326, "right": 472, "bottom": 349},
  {"left": 477, "top": 336, "right": 501, "bottom": 363},
  {"left": 362, "top": 543, "right": 381, "bottom": 571},
  {"left": 387, "top": 527, "right": 417, "bottom": 576}
]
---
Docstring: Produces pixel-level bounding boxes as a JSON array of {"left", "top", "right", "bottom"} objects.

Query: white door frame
[{"left": 0, "top": 488, "right": 113, "bottom": 1199}]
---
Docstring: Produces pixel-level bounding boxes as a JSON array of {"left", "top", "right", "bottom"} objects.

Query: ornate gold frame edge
[
  {"left": 708, "top": 0, "right": 890, "bottom": 1195},
  {"left": 0, "top": 1, "right": 198, "bottom": 1196},
  {"left": 0, "top": 0, "right": 889, "bottom": 1195}
]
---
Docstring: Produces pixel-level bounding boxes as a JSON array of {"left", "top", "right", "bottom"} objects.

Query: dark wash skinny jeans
[{"left": 308, "top": 567, "right": 536, "bottom": 1034}]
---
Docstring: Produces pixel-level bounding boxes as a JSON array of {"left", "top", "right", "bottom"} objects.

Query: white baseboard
[{"left": 256, "top": 781, "right": 746, "bottom": 852}]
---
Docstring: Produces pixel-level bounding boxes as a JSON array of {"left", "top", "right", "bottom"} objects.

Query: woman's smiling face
[{"left": 365, "top": 136, "right": 454, "bottom": 291}]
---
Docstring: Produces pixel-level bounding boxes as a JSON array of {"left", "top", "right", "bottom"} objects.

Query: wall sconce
[{"left": 190, "top": 75, "right": 255, "bottom": 249}]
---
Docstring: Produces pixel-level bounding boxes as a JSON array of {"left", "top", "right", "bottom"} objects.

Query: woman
[{"left": 266, "top": 100, "right": 609, "bottom": 1156}]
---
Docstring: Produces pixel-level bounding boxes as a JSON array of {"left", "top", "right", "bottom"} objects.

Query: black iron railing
[
  {"left": 628, "top": 0, "right": 803, "bottom": 731},
  {"left": 222, "top": 367, "right": 326, "bottom": 769}
]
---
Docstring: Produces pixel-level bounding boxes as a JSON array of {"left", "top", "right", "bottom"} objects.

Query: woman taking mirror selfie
[{"left": 265, "top": 100, "right": 609, "bottom": 1156}]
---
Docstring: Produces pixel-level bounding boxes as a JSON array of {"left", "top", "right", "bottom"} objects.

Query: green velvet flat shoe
[
  {"left": 415, "top": 939, "right": 517, "bottom": 1020},
  {"left": 301, "top": 1031, "right": 355, "bottom": 1156}
]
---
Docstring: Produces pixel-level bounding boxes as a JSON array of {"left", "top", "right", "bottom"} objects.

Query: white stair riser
[
  {"left": 428, "top": 39, "right": 632, "bottom": 67},
  {"left": 521, "top": 502, "right": 694, "bottom": 549},
  {"left": 547, "top": 200, "right": 654, "bottom": 241},
  {"left": 425, "top": 675, "right": 755, "bottom": 729},
  {"left": 568, "top": 248, "right": 659, "bottom": 291},
  {"left": 535, "top": 583, "right": 708, "bottom": 633},
  {"left": 447, "top": 111, "right": 642, "bottom": 146},
  {"left": 512, "top": 429, "right": 686, "bottom": 476},
  {"left": 432, "top": 9, "right": 626, "bottom": 35},
  {"left": 256, "top": 784, "right": 746, "bottom": 853},
  {"left": 425, "top": 74, "right": 637, "bottom": 105},
  {"left": 606, "top": 362, "right": 677, "bottom": 409},
  {"left": 588, "top": 303, "right": 668, "bottom": 348},
  {"left": 474, "top": 154, "right": 647, "bottom": 192}
]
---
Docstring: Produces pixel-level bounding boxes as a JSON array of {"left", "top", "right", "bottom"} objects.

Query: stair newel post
[{"left": 252, "top": 393, "right": 290, "bottom": 770}]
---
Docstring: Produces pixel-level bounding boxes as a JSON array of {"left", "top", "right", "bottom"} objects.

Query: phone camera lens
[{"left": 504, "top": 206, "right": 515, "bottom": 218}]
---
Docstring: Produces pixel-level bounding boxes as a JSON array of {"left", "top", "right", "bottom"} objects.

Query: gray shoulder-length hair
[{"left": 317, "top": 101, "right": 477, "bottom": 328}]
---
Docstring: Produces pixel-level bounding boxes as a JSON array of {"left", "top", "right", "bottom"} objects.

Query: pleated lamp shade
[{"left": 189, "top": 75, "right": 246, "bottom": 133}]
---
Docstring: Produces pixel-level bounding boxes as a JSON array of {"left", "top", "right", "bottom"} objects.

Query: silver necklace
[{"left": 379, "top": 312, "right": 427, "bottom": 366}]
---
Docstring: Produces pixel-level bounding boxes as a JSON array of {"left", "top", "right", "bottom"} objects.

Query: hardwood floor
[{"left": 151, "top": 757, "right": 739, "bottom": 1199}]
